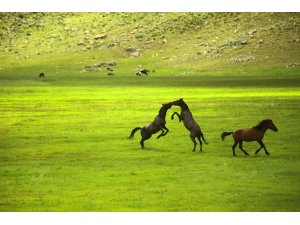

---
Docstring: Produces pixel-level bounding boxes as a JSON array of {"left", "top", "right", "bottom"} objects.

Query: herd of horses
[{"left": 128, "top": 98, "right": 278, "bottom": 156}]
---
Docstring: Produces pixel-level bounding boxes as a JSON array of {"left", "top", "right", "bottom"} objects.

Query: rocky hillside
[{"left": 0, "top": 12, "right": 299, "bottom": 75}]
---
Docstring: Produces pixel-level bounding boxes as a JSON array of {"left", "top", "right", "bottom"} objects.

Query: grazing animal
[
  {"left": 128, "top": 102, "right": 172, "bottom": 149},
  {"left": 221, "top": 119, "right": 278, "bottom": 156},
  {"left": 136, "top": 69, "right": 150, "bottom": 76},
  {"left": 168, "top": 98, "right": 208, "bottom": 152},
  {"left": 39, "top": 73, "right": 45, "bottom": 78}
]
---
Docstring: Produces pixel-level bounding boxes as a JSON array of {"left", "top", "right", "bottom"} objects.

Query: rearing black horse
[
  {"left": 168, "top": 98, "right": 208, "bottom": 152},
  {"left": 128, "top": 102, "right": 172, "bottom": 149}
]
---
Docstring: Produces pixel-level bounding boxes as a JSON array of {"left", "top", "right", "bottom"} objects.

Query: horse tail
[
  {"left": 201, "top": 132, "right": 208, "bottom": 145},
  {"left": 128, "top": 127, "right": 142, "bottom": 139},
  {"left": 221, "top": 131, "right": 233, "bottom": 141}
]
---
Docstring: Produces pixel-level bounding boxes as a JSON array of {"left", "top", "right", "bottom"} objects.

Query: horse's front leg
[
  {"left": 257, "top": 140, "right": 270, "bottom": 155},
  {"left": 162, "top": 125, "right": 169, "bottom": 136},
  {"left": 171, "top": 112, "right": 181, "bottom": 122},
  {"left": 157, "top": 128, "right": 165, "bottom": 139}
]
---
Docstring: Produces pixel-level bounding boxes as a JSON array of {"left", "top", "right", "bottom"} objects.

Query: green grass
[
  {"left": 0, "top": 12, "right": 299, "bottom": 212},
  {"left": 0, "top": 69, "right": 300, "bottom": 211}
]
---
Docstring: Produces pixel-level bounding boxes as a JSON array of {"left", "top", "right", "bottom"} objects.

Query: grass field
[{"left": 1, "top": 69, "right": 300, "bottom": 211}]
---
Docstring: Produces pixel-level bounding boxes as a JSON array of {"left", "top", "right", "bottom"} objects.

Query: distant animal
[
  {"left": 168, "top": 98, "right": 208, "bottom": 152},
  {"left": 107, "top": 67, "right": 114, "bottom": 72},
  {"left": 107, "top": 72, "right": 114, "bottom": 76},
  {"left": 136, "top": 69, "right": 150, "bottom": 76},
  {"left": 128, "top": 102, "right": 173, "bottom": 149},
  {"left": 39, "top": 73, "right": 45, "bottom": 78},
  {"left": 221, "top": 119, "right": 278, "bottom": 156}
]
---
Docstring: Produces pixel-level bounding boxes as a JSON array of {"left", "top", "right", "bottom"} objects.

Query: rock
[
  {"left": 77, "top": 40, "right": 85, "bottom": 46},
  {"left": 248, "top": 29, "right": 257, "bottom": 35},
  {"left": 126, "top": 47, "right": 137, "bottom": 52},
  {"left": 258, "top": 39, "right": 264, "bottom": 44},
  {"left": 162, "top": 38, "right": 168, "bottom": 44},
  {"left": 286, "top": 63, "right": 300, "bottom": 68},
  {"left": 144, "top": 40, "right": 154, "bottom": 45},
  {"left": 230, "top": 39, "right": 239, "bottom": 46},
  {"left": 240, "top": 40, "right": 248, "bottom": 46},
  {"left": 130, "top": 51, "right": 140, "bottom": 57},
  {"left": 228, "top": 55, "right": 256, "bottom": 63},
  {"left": 94, "top": 34, "right": 107, "bottom": 40},
  {"left": 94, "top": 61, "right": 117, "bottom": 67}
]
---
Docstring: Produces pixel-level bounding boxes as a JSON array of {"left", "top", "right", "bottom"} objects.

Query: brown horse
[
  {"left": 221, "top": 119, "right": 278, "bottom": 156},
  {"left": 168, "top": 98, "right": 208, "bottom": 152},
  {"left": 128, "top": 102, "right": 172, "bottom": 149}
]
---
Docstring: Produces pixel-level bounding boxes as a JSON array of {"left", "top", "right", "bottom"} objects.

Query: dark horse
[
  {"left": 221, "top": 119, "right": 278, "bottom": 156},
  {"left": 39, "top": 72, "right": 45, "bottom": 78},
  {"left": 168, "top": 98, "right": 208, "bottom": 152},
  {"left": 136, "top": 69, "right": 150, "bottom": 76},
  {"left": 128, "top": 102, "right": 172, "bottom": 149}
]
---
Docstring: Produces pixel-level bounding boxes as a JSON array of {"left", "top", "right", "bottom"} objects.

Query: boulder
[{"left": 94, "top": 34, "right": 107, "bottom": 40}]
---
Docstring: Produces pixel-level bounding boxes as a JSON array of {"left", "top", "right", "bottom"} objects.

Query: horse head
[
  {"left": 267, "top": 120, "right": 278, "bottom": 132},
  {"left": 162, "top": 102, "right": 173, "bottom": 110},
  {"left": 167, "top": 98, "right": 184, "bottom": 106}
]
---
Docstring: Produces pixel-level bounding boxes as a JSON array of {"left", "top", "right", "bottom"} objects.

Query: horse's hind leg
[
  {"left": 232, "top": 141, "right": 238, "bottom": 156},
  {"left": 190, "top": 134, "right": 197, "bottom": 152},
  {"left": 257, "top": 140, "right": 270, "bottom": 155},
  {"left": 238, "top": 141, "right": 249, "bottom": 156},
  {"left": 197, "top": 135, "right": 203, "bottom": 152},
  {"left": 140, "top": 132, "right": 151, "bottom": 149}
]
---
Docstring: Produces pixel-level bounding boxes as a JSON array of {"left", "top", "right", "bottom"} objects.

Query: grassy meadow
[
  {"left": 0, "top": 12, "right": 299, "bottom": 212},
  {"left": 1, "top": 69, "right": 300, "bottom": 211}
]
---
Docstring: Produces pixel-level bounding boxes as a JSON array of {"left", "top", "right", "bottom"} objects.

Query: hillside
[{"left": 0, "top": 12, "right": 299, "bottom": 75}]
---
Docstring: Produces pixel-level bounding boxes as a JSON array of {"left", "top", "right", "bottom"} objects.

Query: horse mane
[
  {"left": 253, "top": 119, "right": 271, "bottom": 131},
  {"left": 158, "top": 103, "right": 171, "bottom": 117},
  {"left": 179, "top": 99, "right": 189, "bottom": 110}
]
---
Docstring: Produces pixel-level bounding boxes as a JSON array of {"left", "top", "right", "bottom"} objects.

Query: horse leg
[
  {"left": 171, "top": 112, "right": 181, "bottom": 122},
  {"left": 157, "top": 128, "right": 165, "bottom": 139},
  {"left": 255, "top": 142, "right": 263, "bottom": 155},
  {"left": 197, "top": 135, "right": 203, "bottom": 152},
  {"left": 190, "top": 134, "right": 197, "bottom": 152},
  {"left": 157, "top": 125, "right": 170, "bottom": 139},
  {"left": 238, "top": 141, "right": 249, "bottom": 156},
  {"left": 140, "top": 132, "right": 151, "bottom": 149},
  {"left": 162, "top": 126, "right": 169, "bottom": 136},
  {"left": 232, "top": 141, "right": 238, "bottom": 156},
  {"left": 257, "top": 140, "right": 270, "bottom": 155}
]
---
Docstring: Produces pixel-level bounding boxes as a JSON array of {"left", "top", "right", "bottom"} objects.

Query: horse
[
  {"left": 221, "top": 119, "right": 278, "bottom": 156},
  {"left": 136, "top": 69, "right": 150, "bottom": 76},
  {"left": 168, "top": 98, "right": 208, "bottom": 152},
  {"left": 128, "top": 102, "right": 172, "bottom": 149},
  {"left": 39, "top": 72, "right": 45, "bottom": 78}
]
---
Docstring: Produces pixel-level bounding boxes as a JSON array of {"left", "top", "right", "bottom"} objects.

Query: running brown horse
[
  {"left": 221, "top": 119, "right": 278, "bottom": 156},
  {"left": 128, "top": 102, "right": 172, "bottom": 149},
  {"left": 168, "top": 98, "right": 208, "bottom": 152}
]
